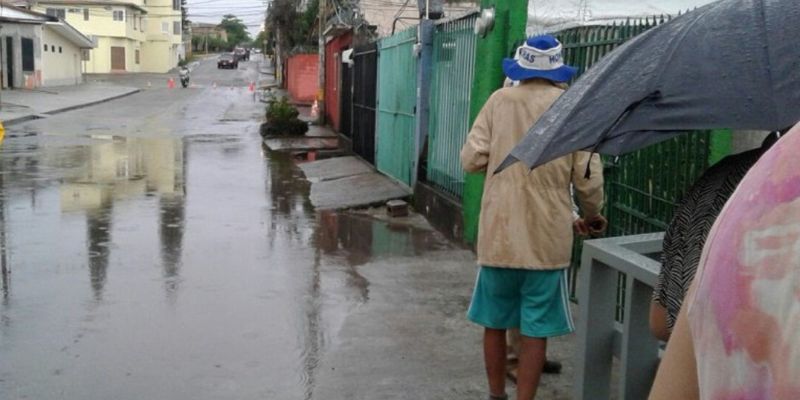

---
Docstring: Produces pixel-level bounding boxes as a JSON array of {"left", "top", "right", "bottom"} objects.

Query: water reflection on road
[{"left": 0, "top": 112, "right": 458, "bottom": 399}]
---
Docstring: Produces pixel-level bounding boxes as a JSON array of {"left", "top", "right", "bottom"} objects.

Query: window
[
  {"left": 82, "top": 49, "right": 91, "bottom": 61},
  {"left": 84, "top": 8, "right": 89, "bottom": 21},
  {"left": 59, "top": 47, "right": 63, "bottom": 54},
  {"left": 172, "top": 0, "right": 180, "bottom": 11},
  {"left": 162, "top": 22, "right": 169, "bottom": 33},
  {"left": 46, "top": 8, "right": 66, "bottom": 19},
  {"left": 135, "top": 50, "right": 140, "bottom": 64},
  {"left": 113, "top": 10, "right": 124, "bottom": 21},
  {"left": 173, "top": 21, "right": 181, "bottom": 35},
  {"left": 140, "top": 17, "right": 144, "bottom": 31},
  {"left": 21, "top": 38, "right": 34, "bottom": 72},
  {"left": 133, "top": 14, "right": 137, "bottom": 29},
  {"left": 44, "top": 44, "right": 48, "bottom": 52}
]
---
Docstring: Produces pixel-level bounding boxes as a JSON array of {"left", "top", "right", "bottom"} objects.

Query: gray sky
[{"left": 186, "top": 0, "right": 267, "bottom": 37}]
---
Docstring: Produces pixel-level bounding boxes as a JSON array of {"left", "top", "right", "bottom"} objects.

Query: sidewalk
[{"left": 0, "top": 83, "right": 139, "bottom": 126}]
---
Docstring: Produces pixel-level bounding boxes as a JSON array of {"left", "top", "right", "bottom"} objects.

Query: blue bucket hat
[{"left": 503, "top": 35, "right": 577, "bottom": 83}]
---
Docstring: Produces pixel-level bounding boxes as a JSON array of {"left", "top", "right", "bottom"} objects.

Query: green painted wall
[
  {"left": 708, "top": 129, "right": 733, "bottom": 166},
  {"left": 463, "top": 0, "right": 528, "bottom": 244}
]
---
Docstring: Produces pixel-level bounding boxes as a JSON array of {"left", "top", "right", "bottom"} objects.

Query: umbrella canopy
[{"left": 499, "top": 0, "right": 800, "bottom": 174}]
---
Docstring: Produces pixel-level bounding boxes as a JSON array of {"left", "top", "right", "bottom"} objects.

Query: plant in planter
[{"left": 261, "top": 97, "right": 309, "bottom": 137}]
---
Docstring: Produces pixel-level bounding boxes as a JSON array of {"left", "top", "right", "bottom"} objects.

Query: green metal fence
[
  {"left": 554, "top": 17, "right": 719, "bottom": 300},
  {"left": 376, "top": 28, "right": 419, "bottom": 186},
  {"left": 426, "top": 13, "right": 479, "bottom": 199}
]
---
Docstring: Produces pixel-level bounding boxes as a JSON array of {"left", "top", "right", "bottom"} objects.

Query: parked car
[
  {"left": 233, "top": 47, "right": 249, "bottom": 62},
  {"left": 218, "top": 54, "right": 238, "bottom": 69}
]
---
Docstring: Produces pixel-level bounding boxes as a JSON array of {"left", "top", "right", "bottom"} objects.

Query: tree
[
  {"left": 267, "top": 0, "right": 318, "bottom": 50},
  {"left": 181, "top": 0, "right": 190, "bottom": 32},
  {"left": 219, "top": 14, "right": 251, "bottom": 47},
  {"left": 254, "top": 30, "right": 268, "bottom": 51}
]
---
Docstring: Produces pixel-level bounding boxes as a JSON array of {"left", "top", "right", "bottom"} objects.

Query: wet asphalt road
[{"left": 0, "top": 56, "right": 494, "bottom": 399}]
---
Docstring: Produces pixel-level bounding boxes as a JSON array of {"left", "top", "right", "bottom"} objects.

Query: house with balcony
[
  {"left": 190, "top": 22, "right": 227, "bottom": 52},
  {"left": 22, "top": 0, "right": 182, "bottom": 73}
]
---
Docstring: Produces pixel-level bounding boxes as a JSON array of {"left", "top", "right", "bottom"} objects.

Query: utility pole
[
  {"left": 317, "top": 0, "right": 326, "bottom": 125},
  {"left": 412, "top": 0, "right": 441, "bottom": 187},
  {"left": 463, "top": 0, "right": 528, "bottom": 244},
  {"left": 1, "top": 3, "right": 4, "bottom": 111}
]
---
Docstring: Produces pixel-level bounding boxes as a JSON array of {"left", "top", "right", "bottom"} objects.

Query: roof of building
[
  {"left": 0, "top": 4, "right": 95, "bottom": 48},
  {"left": 45, "top": 21, "right": 96, "bottom": 48},
  {"left": 191, "top": 22, "right": 222, "bottom": 29},
  {"left": 0, "top": 2, "right": 58, "bottom": 22},
  {"left": 32, "top": 0, "right": 148, "bottom": 14}
]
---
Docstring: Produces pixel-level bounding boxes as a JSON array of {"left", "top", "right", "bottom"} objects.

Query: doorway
[
  {"left": 5, "top": 37, "right": 14, "bottom": 88},
  {"left": 111, "top": 47, "right": 125, "bottom": 71}
]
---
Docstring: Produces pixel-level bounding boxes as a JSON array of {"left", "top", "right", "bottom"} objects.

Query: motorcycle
[{"left": 179, "top": 67, "right": 190, "bottom": 88}]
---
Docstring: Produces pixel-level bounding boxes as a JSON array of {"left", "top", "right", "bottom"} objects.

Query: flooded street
[{"left": 0, "top": 57, "right": 486, "bottom": 399}]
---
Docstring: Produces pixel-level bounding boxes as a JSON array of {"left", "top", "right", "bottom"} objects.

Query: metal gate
[
  {"left": 340, "top": 54, "right": 353, "bottom": 138},
  {"left": 376, "top": 28, "right": 418, "bottom": 186},
  {"left": 352, "top": 43, "right": 378, "bottom": 165},
  {"left": 427, "top": 13, "right": 479, "bottom": 199}
]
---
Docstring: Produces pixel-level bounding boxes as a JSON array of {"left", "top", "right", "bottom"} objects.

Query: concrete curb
[{"left": 4, "top": 88, "right": 142, "bottom": 127}]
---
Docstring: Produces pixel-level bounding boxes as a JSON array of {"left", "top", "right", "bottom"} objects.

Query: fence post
[
  {"left": 463, "top": 0, "right": 528, "bottom": 244},
  {"left": 414, "top": 20, "right": 436, "bottom": 188}
]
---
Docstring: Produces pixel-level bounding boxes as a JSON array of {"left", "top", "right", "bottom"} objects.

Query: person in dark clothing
[{"left": 650, "top": 132, "right": 782, "bottom": 341}]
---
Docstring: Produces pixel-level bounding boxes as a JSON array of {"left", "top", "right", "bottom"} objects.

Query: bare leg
[
  {"left": 507, "top": 328, "right": 521, "bottom": 361},
  {"left": 484, "top": 328, "right": 507, "bottom": 397},
  {"left": 516, "top": 336, "right": 547, "bottom": 400}
]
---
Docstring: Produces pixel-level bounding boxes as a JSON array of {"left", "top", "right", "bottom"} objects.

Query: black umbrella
[{"left": 498, "top": 0, "right": 800, "bottom": 174}]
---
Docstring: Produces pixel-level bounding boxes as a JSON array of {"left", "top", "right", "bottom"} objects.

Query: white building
[{"left": 0, "top": 4, "right": 95, "bottom": 88}]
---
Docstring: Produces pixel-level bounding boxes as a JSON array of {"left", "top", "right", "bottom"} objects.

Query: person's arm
[
  {"left": 572, "top": 151, "right": 605, "bottom": 232},
  {"left": 460, "top": 96, "right": 494, "bottom": 173},
  {"left": 649, "top": 282, "right": 699, "bottom": 399},
  {"left": 649, "top": 301, "right": 671, "bottom": 342}
]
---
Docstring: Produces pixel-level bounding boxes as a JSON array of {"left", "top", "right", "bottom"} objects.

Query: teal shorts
[{"left": 467, "top": 266, "right": 574, "bottom": 338}]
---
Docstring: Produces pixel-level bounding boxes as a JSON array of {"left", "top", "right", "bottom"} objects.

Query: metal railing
[
  {"left": 425, "top": 12, "right": 479, "bottom": 199},
  {"left": 555, "top": 18, "right": 716, "bottom": 300},
  {"left": 575, "top": 233, "right": 663, "bottom": 400}
]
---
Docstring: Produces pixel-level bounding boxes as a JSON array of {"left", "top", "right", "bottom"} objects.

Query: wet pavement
[{"left": 0, "top": 57, "right": 508, "bottom": 399}]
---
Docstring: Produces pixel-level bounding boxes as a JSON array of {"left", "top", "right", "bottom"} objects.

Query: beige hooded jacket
[{"left": 461, "top": 80, "right": 604, "bottom": 270}]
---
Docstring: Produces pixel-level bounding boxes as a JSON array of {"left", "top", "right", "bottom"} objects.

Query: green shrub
[
  {"left": 261, "top": 97, "right": 308, "bottom": 137},
  {"left": 266, "top": 97, "right": 299, "bottom": 122}
]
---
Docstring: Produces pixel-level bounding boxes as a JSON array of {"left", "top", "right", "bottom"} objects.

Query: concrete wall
[
  {"left": 0, "top": 24, "right": 43, "bottom": 89},
  {"left": 84, "top": 37, "right": 142, "bottom": 73},
  {"left": 141, "top": 41, "right": 180, "bottom": 73},
  {"left": 325, "top": 32, "right": 353, "bottom": 131},
  {"left": 41, "top": 26, "right": 83, "bottom": 86},
  {"left": 731, "top": 130, "right": 771, "bottom": 154},
  {"left": 287, "top": 54, "right": 319, "bottom": 103},
  {"left": 141, "top": 0, "right": 182, "bottom": 73}
]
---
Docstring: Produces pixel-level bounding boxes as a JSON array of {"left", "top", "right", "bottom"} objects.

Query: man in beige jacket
[{"left": 461, "top": 35, "right": 605, "bottom": 400}]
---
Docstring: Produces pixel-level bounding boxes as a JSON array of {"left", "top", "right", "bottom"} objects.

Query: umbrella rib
[{"left": 582, "top": 90, "right": 662, "bottom": 178}]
